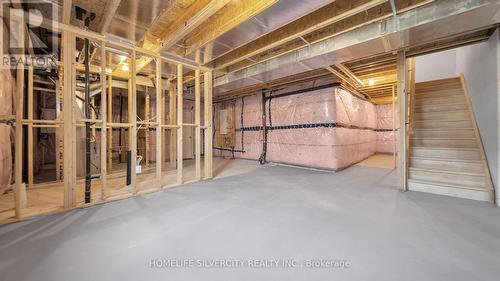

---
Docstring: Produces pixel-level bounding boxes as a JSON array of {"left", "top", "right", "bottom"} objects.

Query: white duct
[{"left": 214, "top": 0, "right": 500, "bottom": 89}]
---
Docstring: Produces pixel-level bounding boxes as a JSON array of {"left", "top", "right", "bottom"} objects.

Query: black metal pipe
[
  {"left": 258, "top": 90, "right": 267, "bottom": 165},
  {"left": 126, "top": 151, "right": 132, "bottom": 186},
  {"left": 84, "top": 36, "right": 91, "bottom": 204},
  {"left": 264, "top": 82, "right": 339, "bottom": 100}
]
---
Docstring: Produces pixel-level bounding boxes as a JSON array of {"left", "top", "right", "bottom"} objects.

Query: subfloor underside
[{"left": 0, "top": 159, "right": 499, "bottom": 281}]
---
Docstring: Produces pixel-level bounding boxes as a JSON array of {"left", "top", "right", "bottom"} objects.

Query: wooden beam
[
  {"left": 204, "top": 70, "right": 213, "bottom": 179},
  {"left": 11, "top": 8, "right": 206, "bottom": 71},
  {"left": 129, "top": 50, "right": 137, "bottom": 192},
  {"left": 169, "top": 81, "right": 176, "bottom": 169},
  {"left": 177, "top": 64, "right": 184, "bottom": 184},
  {"left": 107, "top": 55, "right": 113, "bottom": 174},
  {"left": 155, "top": 59, "right": 162, "bottom": 185},
  {"left": 144, "top": 88, "right": 150, "bottom": 167},
  {"left": 15, "top": 65, "right": 26, "bottom": 218},
  {"left": 27, "top": 66, "right": 34, "bottom": 189},
  {"left": 100, "top": 43, "right": 107, "bottom": 201},
  {"left": 392, "top": 85, "right": 396, "bottom": 168},
  {"left": 62, "top": 0, "right": 72, "bottom": 24},
  {"left": 112, "top": 0, "right": 227, "bottom": 76},
  {"left": 99, "top": 0, "right": 121, "bottom": 33},
  {"left": 63, "top": 31, "right": 76, "bottom": 208},
  {"left": 336, "top": 63, "right": 364, "bottom": 87},
  {"left": 55, "top": 77, "right": 62, "bottom": 180},
  {"left": 156, "top": 0, "right": 231, "bottom": 51},
  {"left": 211, "top": 0, "right": 385, "bottom": 69},
  {"left": 183, "top": 0, "right": 280, "bottom": 56},
  {"left": 194, "top": 51, "right": 201, "bottom": 180},
  {"left": 396, "top": 51, "right": 407, "bottom": 191}
]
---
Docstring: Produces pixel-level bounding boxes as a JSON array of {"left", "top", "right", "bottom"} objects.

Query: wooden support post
[
  {"left": 55, "top": 75, "right": 63, "bottom": 181},
  {"left": 161, "top": 82, "right": 167, "bottom": 169},
  {"left": 396, "top": 51, "right": 408, "bottom": 191},
  {"left": 100, "top": 43, "right": 107, "bottom": 201},
  {"left": 155, "top": 58, "right": 162, "bottom": 184},
  {"left": 177, "top": 64, "right": 183, "bottom": 184},
  {"left": 169, "top": 81, "right": 176, "bottom": 169},
  {"left": 204, "top": 70, "right": 213, "bottom": 179},
  {"left": 63, "top": 31, "right": 76, "bottom": 208},
  {"left": 27, "top": 66, "right": 34, "bottom": 188},
  {"left": 107, "top": 58, "right": 113, "bottom": 174},
  {"left": 392, "top": 84, "right": 396, "bottom": 168},
  {"left": 128, "top": 50, "right": 137, "bottom": 192},
  {"left": 194, "top": 51, "right": 201, "bottom": 180},
  {"left": 145, "top": 87, "right": 150, "bottom": 167},
  {"left": 15, "top": 64, "right": 26, "bottom": 218}
]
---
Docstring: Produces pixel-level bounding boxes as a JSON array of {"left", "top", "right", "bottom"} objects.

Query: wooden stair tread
[
  {"left": 410, "top": 156, "right": 481, "bottom": 163},
  {"left": 410, "top": 137, "right": 475, "bottom": 140},
  {"left": 408, "top": 179, "right": 491, "bottom": 192},
  {"left": 414, "top": 101, "right": 466, "bottom": 106},
  {"left": 413, "top": 128, "right": 473, "bottom": 131},
  {"left": 409, "top": 167, "right": 484, "bottom": 177},
  {"left": 414, "top": 109, "right": 467, "bottom": 114},
  {"left": 411, "top": 147, "right": 479, "bottom": 151},
  {"left": 413, "top": 118, "right": 471, "bottom": 122}
]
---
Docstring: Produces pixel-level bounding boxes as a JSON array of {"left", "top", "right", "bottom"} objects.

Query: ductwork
[{"left": 214, "top": 0, "right": 500, "bottom": 91}]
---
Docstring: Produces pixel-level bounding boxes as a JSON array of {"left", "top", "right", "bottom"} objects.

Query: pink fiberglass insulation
[
  {"left": 376, "top": 104, "right": 397, "bottom": 154},
  {"left": 214, "top": 85, "right": 377, "bottom": 170}
]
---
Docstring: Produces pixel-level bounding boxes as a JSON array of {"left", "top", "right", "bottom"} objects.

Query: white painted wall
[
  {"left": 415, "top": 49, "right": 457, "bottom": 82},
  {"left": 414, "top": 28, "right": 500, "bottom": 204},
  {"left": 456, "top": 29, "right": 499, "bottom": 204}
]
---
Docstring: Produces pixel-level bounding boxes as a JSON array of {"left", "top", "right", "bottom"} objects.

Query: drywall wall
[
  {"left": 456, "top": 29, "right": 499, "bottom": 202},
  {"left": 415, "top": 49, "right": 457, "bottom": 82}
]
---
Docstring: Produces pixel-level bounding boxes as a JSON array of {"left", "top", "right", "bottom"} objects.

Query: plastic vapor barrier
[
  {"left": 376, "top": 104, "right": 397, "bottom": 154},
  {"left": 214, "top": 85, "right": 379, "bottom": 170}
]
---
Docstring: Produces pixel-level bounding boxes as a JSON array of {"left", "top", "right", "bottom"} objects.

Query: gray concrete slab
[{"left": 0, "top": 160, "right": 499, "bottom": 281}]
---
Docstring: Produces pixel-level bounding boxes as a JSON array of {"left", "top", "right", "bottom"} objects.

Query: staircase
[{"left": 408, "top": 77, "right": 494, "bottom": 202}]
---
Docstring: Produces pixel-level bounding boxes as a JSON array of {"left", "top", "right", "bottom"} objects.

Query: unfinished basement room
[{"left": 0, "top": 0, "right": 499, "bottom": 280}]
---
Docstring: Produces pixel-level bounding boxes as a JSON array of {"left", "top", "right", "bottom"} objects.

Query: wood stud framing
[
  {"left": 100, "top": 43, "right": 107, "bottom": 201},
  {"left": 396, "top": 51, "right": 408, "bottom": 191},
  {"left": 155, "top": 59, "right": 163, "bottom": 184},
  {"left": 9, "top": 19, "right": 213, "bottom": 222},
  {"left": 177, "top": 64, "right": 184, "bottom": 184},
  {"left": 195, "top": 51, "right": 201, "bottom": 180}
]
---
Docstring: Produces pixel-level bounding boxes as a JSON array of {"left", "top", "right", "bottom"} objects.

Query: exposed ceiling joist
[
  {"left": 220, "top": 0, "right": 433, "bottom": 74},
  {"left": 335, "top": 63, "right": 364, "bottom": 87},
  {"left": 182, "top": 0, "right": 280, "bottom": 57},
  {"left": 157, "top": 0, "right": 232, "bottom": 51},
  {"left": 211, "top": 0, "right": 387, "bottom": 70},
  {"left": 99, "top": 0, "right": 121, "bottom": 33},
  {"left": 112, "top": 0, "right": 229, "bottom": 77},
  {"left": 214, "top": 0, "right": 496, "bottom": 88}
]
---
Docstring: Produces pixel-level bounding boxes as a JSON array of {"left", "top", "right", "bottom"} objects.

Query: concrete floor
[{"left": 0, "top": 159, "right": 499, "bottom": 281}]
